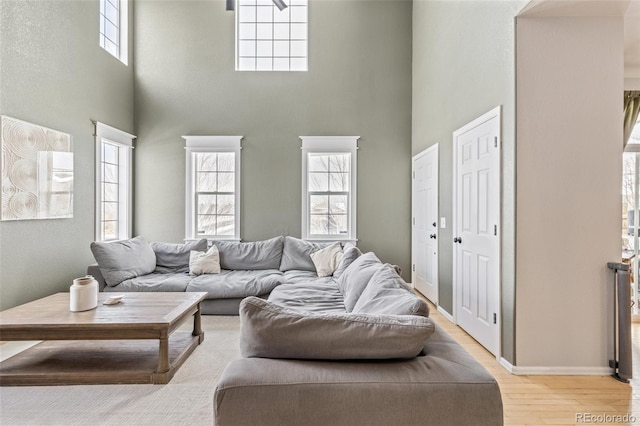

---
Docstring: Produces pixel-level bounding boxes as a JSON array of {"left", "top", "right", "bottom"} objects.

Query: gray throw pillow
[
  {"left": 336, "top": 252, "right": 383, "bottom": 312},
  {"left": 279, "top": 236, "right": 332, "bottom": 272},
  {"left": 352, "top": 263, "right": 430, "bottom": 317},
  {"left": 240, "top": 297, "right": 435, "bottom": 360},
  {"left": 332, "top": 243, "right": 362, "bottom": 279},
  {"left": 214, "top": 236, "right": 284, "bottom": 270},
  {"left": 90, "top": 236, "right": 156, "bottom": 287},
  {"left": 151, "top": 238, "right": 207, "bottom": 271}
]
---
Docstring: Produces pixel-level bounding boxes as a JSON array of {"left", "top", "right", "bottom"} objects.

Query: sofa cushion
[
  {"left": 352, "top": 263, "right": 430, "bottom": 317},
  {"left": 332, "top": 243, "right": 362, "bottom": 279},
  {"left": 240, "top": 297, "right": 435, "bottom": 360},
  {"left": 268, "top": 280, "right": 346, "bottom": 313},
  {"left": 90, "top": 236, "right": 157, "bottom": 287},
  {"left": 310, "top": 242, "right": 343, "bottom": 277},
  {"left": 280, "top": 236, "right": 332, "bottom": 272},
  {"left": 186, "top": 269, "right": 284, "bottom": 299},
  {"left": 104, "top": 273, "right": 190, "bottom": 292},
  {"left": 214, "top": 237, "right": 284, "bottom": 270},
  {"left": 151, "top": 238, "right": 207, "bottom": 272},
  {"left": 336, "top": 252, "right": 384, "bottom": 312},
  {"left": 189, "top": 245, "right": 221, "bottom": 276}
]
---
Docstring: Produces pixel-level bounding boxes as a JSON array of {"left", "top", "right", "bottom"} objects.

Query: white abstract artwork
[{"left": 1, "top": 116, "right": 73, "bottom": 220}]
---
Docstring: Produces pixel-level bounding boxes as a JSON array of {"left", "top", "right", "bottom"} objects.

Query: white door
[
  {"left": 453, "top": 107, "right": 501, "bottom": 356},
  {"left": 412, "top": 145, "right": 439, "bottom": 303}
]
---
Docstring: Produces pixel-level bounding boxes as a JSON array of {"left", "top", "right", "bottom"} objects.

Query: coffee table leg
[
  {"left": 192, "top": 302, "right": 204, "bottom": 343},
  {"left": 158, "top": 335, "right": 169, "bottom": 373}
]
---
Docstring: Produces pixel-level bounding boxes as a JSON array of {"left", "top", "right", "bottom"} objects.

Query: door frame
[
  {"left": 412, "top": 144, "right": 439, "bottom": 304},
  {"left": 452, "top": 105, "right": 502, "bottom": 359}
]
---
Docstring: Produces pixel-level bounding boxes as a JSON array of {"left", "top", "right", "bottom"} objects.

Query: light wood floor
[{"left": 425, "top": 300, "right": 639, "bottom": 426}]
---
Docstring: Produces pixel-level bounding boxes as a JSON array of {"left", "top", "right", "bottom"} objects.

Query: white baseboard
[
  {"left": 0, "top": 341, "right": 40, "bottom": 362},
  {"left": 499, "top": 357, "right": 613, "bottom": 375},
  {"left": 437, "top": 306, "right": 454, "bottom": 323}
]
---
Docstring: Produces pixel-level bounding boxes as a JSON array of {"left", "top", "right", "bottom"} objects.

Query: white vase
[{"left": 70, "top": 275, "right": 98, "bottom": 312}]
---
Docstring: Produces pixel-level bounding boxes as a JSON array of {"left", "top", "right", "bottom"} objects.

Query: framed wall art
[{"left": 1, "top": 116, "right": 73, "bottom": 220}]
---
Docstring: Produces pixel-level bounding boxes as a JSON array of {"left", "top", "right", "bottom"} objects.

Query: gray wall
[
  {"left": 133, "top": 0, "right": 413, "bottom": 278},
  {"left": 412, "top": 0, "right": 526, "bottom": 363},
  {"left": 0, "top": 0, "right": 134, "bottom": 310}
]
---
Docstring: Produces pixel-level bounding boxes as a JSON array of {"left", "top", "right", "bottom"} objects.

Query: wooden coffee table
[{"left": 0, "top": 292, "right": 207, "bottom": 386}]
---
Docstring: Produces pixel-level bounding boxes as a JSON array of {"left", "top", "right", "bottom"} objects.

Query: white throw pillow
[
  {"left": 189, "top": 245, "right": 221, "bottom": 276},
  {"left": 310, "top": 242, "right": 344, "bottom": 277}
]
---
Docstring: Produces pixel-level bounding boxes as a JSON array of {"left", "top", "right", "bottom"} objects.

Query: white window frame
[
  {"left": 184, "top": 136, "right": 242, "bottom": 242},
  {"left": 235, "top": 0, "right": 308, "bottom": 72},
  {"left": 94, "top": 122, "right": 135, "bottom": 242},
  {"left": 99, "top": 0, "right": 129, "bottom": 65},
  {"left": 301, "top": 136, "right": 359, "bottom": 243}
]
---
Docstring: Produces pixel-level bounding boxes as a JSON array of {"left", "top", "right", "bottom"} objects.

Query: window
[
  {"left": 236, "top": 0, "right": 308, "bottom": 71},
  {"left": 94, "top": 122, "right": 135, "bottom": 242},
  {"left": 184, "top": 136, "right": 242, "bottom": 241},
  {"left": 301, "top": 136, "right": 358, "bottom": 241},
  {"left": 99, "top": 0, "right": 128, "bottom": 64}
]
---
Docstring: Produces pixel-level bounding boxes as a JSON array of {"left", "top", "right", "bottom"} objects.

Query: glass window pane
[
  {"left": 329, "top": 172, "right": 349, "bottom": 192},
  {"left": 256, "top": 0, "right": 272, "bottom": 5},
  {"left": 290, "top": 23, "right": 307, "bottom": 39},
  {"left": 217, "top": 194, "right": 235, "bottom": 215},
  {"left": 273, "top": 24, "right": 289, "bottom": 40},
  {"left": 309, "top": 154, "right": 329, "bottom": 172},
  {"left": 198, "top": 194, "right": 217, "bottom": 215},
  {"left": 257, "top": 40, "right": 273, "bottom": 57},
  {"left": 103, "top": 221, "right": 118, "bottom": 241},
  {"left": 103, "top": 143, "right": 118, "bottom": 164},
  {"left": 273, "top": 7, "right": 290, "bottom": 22},
  {"left": 217, "top": 215, "right": 235, "bottom": 236},
  {"left": 330, "top": 154, "right": 350, "bottom": 172},
  {"left": 290, "top": 57, "right": 307, "bottom": 71},
  {"left": 238, "top": 57, "right": 256, "bottom": 71},
  {"left": 256, "top": 57, "right": 273, "bottom": 71},
  {"left": 103, "top": 201, "right": 118, "bottom": 221},
  {"left": 290, "top": 5, "right": 306, "bottom": 22},
  {"left": 239, "top": 40, "right": 256, "bottom": 57},
  {"left": 239, "top": 5, "right": 256, "bottom": 22},
  {"left": 104, "top": 183, "right": 119, "bottom": 202},
  {"left": 197, "top": 153, "right": 217, "bottom": 172},
  {"left": 197, "top": 172, "right": 217, "bottom": 192},
  {"left": 218, "top": 172, "right": 235, "bottom": 192},
  {"left": 329, "top": 195, "right": 347, "bottom": 214},
  {"left": 239, "top": 23, "right": 256, "bottom": 40},
  {"left": 309, "top": 172, "right": 328, "bottom": 192},
  {"left": 256, "top": 23, "right": 272, "bottom": 39},
  {"left": 273, "top": 57, "right": 290, "bottom": 71},
  {"left": 273, "top": 40, "right": 289, "bottom": 56},
  {"left": 310, "top": 195, "right": 328, "bottom": 214},
  {"left": 329, "top": 215, "right": 348, "bottom": 235},
  {"left": 197, "top": 215, "right": 216, "bottom": 236},
  {"left": 256, "top": 5, "right": 272, "bottom": 22},
  {"left": 104, "top": 163, "right": 118, "bottom": 183},
  {"left": 239, "top": 0, "right": 256, "bottom": 6},
  {"left": 290, "top": 40, "right": 306, "bottom": 57},
  {"left": 310, "top": 215, "right": 329, "bottom": 235}
]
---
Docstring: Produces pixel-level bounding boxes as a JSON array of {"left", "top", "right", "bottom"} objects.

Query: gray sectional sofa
[{"left": 89, "top": 235, "right": 503, "bottom": 425}]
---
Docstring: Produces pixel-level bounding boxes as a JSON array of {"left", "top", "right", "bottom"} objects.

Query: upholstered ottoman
[{"left": 213, "top": 323, "right": 503, "bottom": 426}]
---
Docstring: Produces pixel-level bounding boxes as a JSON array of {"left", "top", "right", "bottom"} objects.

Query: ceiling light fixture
[{"left": 272, "top": 0, "right": 288, "bottom": 11}]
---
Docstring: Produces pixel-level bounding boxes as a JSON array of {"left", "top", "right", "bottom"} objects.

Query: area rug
[{"left": 0, "top": 316, "right": 240, "bottom": 425}]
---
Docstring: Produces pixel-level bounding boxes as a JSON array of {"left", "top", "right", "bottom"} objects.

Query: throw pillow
[
  {"left": 279, "top": 236, "right": 332, "bottom": 272},
  {"left": 214, "top": 236, "right": 284, "bottom": 270},
  {"left": 332, "top": 243, "right": 362, "bottom": 279},
  {"left": 152, "top": 238, "right": 208, "bottom": 272},
  {"left": 310, "top": 242, "right": 343, "bottom": 277},
  {"left": 189, "top": 245, "right": 221, "bottom": 276},
  {"left": 90, "top": 236, "right": 157, "bottom": 287},
  {"left": 239, "top": 297, "right": 435, "bottom": 360}
]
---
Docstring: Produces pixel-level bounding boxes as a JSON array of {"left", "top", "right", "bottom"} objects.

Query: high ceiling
[{"left": 625, "top": 0, "right": 640, "bottom": 79}]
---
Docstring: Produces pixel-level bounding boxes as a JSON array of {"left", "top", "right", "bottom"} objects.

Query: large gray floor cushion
[{"left": 215, "top": 323, "right": 503, "bottom": 426}]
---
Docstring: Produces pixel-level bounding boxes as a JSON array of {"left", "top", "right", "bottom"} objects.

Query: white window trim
[
  {"left": 94, "top": 121, "right": 135, "bottom": 242},
  {"left": 300, "top": 136, "right": 359, "bottom": 243},
  {"left": 99, "top": 0, "right": 129, "bottom": 65},
  {"left": 184, "top": 136, "right": 242, "bottom": 242}
]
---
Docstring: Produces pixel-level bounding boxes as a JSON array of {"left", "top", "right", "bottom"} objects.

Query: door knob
[
  {"left": 430, "top": 234, "right": 436, "bottom": 239},
  {"left": 454, "top": 237, "right": 462, "bottom": 244},
  {"left": 432, "top": 222, "right": 437, "bottom": 227}
]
